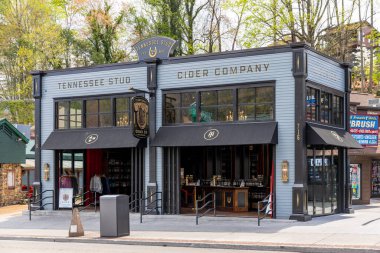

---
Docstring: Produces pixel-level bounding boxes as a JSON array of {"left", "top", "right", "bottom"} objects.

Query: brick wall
[
  {"left": 350, "top": 156, "right": 371, "bottom": 205},
  {"left": 0, "top": 164, "right": 25, "bottom": 206}
]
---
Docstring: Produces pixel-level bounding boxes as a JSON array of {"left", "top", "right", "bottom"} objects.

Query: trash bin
[{"left": 100, "top": 195, "right": 130, "bottom": 237}]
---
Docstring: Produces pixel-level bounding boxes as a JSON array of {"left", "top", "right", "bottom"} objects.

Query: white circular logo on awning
[
  {"left": 330, "top": 131, "right": 343, "bottom": 142},
  {"left": 85, "top": 134, "right": 98, "bottom": 144},
  {"left": 204, "top": 129, "right": 219, "bottom": 141}
]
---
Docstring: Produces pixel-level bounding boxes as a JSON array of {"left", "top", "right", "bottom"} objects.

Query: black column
[
  {"left": 145, "top": 59, "right": 159, "bottom": 197},
  {"left": 342, "top": 63, "right": 354, "bottom": 214},
  {"left": 289, "top": 43, "right": 311, "bottom": 221},
  {"left": 31, "top": 71, "right": 44, "bottom": 205}
]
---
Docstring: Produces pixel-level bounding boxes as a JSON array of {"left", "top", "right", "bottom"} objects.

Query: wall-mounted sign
[
  {"left": 59, "top": 188, "right": 73, "bottom": 208},
  {"left": 132, "top": 36, "right": 177, "bottom": 61},
  {"left": 281, "top": 160, "right": 289, "bottom": 182},
  {"left": 350, "top": 114, "right": 378, "bottom": 146},
  {"left": 132, "top": 96, "right": 149, "bottom": 138}
]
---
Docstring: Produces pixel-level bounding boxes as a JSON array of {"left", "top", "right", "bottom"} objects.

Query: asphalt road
[{"left": 0, "top": 240, "right": 299, "bottom": 253}]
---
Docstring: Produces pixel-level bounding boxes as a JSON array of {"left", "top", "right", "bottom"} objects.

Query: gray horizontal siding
[
  {"left": 40, "top": 67, "right": 148, "bottom": 207},
  {"left": 307, "top": 50, "right": 345, "bottom": 92},
  {"left": 156, "top": 52, "right": 295, "bottom": 218}
]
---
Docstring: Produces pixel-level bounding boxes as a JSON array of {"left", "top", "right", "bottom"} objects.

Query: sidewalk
[{"left": 1, "top": 203, "right": 380, "bottom": 252}]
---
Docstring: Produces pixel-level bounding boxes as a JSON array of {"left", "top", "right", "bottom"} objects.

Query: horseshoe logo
[
  {"left": 149, "top": 47, "right": 157, "bottom": 58},
  {"left": 85, "top": 134, "right": 98, "bottom": 144}
]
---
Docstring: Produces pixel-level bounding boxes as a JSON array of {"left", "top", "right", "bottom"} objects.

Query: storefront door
[{"left": 307, "top": 147, "right": 339, "bottom": 216}]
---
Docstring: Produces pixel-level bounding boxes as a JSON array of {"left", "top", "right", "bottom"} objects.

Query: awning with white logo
[
  {"left": 42, "top": 128, "right": 146, "bottom": 150},
  {"left": 151, "top": 122, "right": 278, "bottom": 147},
  {"left": 306, "top": 123, "right": 362, "bottom": 149}
]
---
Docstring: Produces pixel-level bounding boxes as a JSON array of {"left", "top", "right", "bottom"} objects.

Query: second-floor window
[
  {"left": 55, "top": 95, "right": 132, "bottom": 129},
  {"left": 200, "top": 89, "right": 233, "bottom": 122},
  {"left": 57, "top": 100, "right": 83, "bottom": 129},
  {"left": 306, "top": 85, "right": 344, "bottom": 126},
  {"left": 86, "top": 99, "right": 112, "bottom": 128},
  {"left": 164, "top": 85, "right": 274, "bottom": 125}
]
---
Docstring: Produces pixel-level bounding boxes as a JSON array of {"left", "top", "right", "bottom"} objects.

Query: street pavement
[
  {"left": 0, "top": 240, "right": 299, "bottom": 253},
  {"left": 1, "top": 202, "right": 380, "bottom": 252}
]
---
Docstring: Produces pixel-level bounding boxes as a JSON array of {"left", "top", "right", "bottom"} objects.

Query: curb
[{"left": 0, "top": 236, "right": 379, "bottom": 253}]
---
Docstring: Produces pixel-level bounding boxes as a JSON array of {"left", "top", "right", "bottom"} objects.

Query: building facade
[
  {"left": 349, "top": 92, "right": 380, "bottom": 205},
  {"left": 32, "top": 41, "right": 361, "bottom": 220},
  {"left": 0, "top": 118, "right": 29, "bottom": 206}
]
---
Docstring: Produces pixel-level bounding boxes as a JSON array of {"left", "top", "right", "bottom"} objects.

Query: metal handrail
[
  {"left": 73, "top": 191, "right": 98, "bottom": 212},
  {"left": 258, "top": 193, "right": 273, "bottom": 226},
  {"left": 140, "top": 191, "right": 162, "bottom": 223},
  {"left": 129, "top": 191, "right": 143, "bottom": 212},
  {"left": 195, "top": 192, "right": 216, "bottom": 225},
  {"left": 28, "top": 190, "right": 55, "bottom": 221}
]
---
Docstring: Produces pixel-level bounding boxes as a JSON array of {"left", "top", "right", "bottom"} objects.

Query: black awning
[
  {"left": 151, "top": 122, "right": 278, "bottom": 147},
  {"left": 42, "top": 128, "right": 146, "bottom": 150},
  {"left": 307, "top": 123, "right": 363, "bottom": 149}
]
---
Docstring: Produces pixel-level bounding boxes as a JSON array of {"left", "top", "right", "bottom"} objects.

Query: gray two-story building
[{"left": 32, "top": 39, "right": 361, "bottom": 220}]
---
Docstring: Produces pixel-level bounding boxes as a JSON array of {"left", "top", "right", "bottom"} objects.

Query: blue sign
[{"left": 350, "top": 114, "right": 379, "bottom": 146}]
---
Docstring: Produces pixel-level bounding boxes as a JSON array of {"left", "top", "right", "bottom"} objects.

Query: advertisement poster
[
  {"left": 350, "top": 115, "right": 379, "bottom": 146},
  {"left": 59, "top": 188, "right": 73, "bottom": 208},
  {"left": 350, "top": 164, "right": 361, "bottom": 200}
]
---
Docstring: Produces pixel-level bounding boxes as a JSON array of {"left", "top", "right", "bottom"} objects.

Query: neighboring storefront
[
  {"left": 349, "top": 92, "right": 380, "bottom": 205},
  {"left": 32, "top": 38, "right": 361, "bottom": 220},
  {"left": 0, "top": 118, "right": 29, "bottom": 206}
]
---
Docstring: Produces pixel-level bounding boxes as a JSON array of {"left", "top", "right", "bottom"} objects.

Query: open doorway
[{"left": 177, "top": 144, "right": 274, "bottom": 216}]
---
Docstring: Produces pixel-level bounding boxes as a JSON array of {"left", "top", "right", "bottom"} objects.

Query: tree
[
  {"left": 0, "top": 0, "right": 65, "bottom": 124},
  {"left": 84, "top": 1, "right": 126, "bottom": 64}
]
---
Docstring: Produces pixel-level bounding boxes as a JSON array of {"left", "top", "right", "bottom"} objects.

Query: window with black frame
[
  {"left": 56, "top": 96, "right": 133, "bottom": 129},
  {"left": 306, "top": 87, "right": 319, "bottom": 121},
  {"left": 237, "top": 86, "right": 274, "bottom": 121},
  {"left": 332, "top": 95, "right": 343, "bottom": 126},
  {"left": 164, "top": 85, "right": 274, "bottom": 124},
  {"left": 200, "top": 89, "right": 233, "bottom": 122},
  {"left": 86, "top": 98, "right": 112, "bottom": 128},
  {"left": 321, "top": 91, "right": 332, "bottom": 124},
  {"left": 115, "top": 97, "right": 130, "bottom": 126},
  {"left": 56, "top": 100, "right": 83, "bottom": 129},
  {"left": 306, "top": 86, "right": 343, "bottom": 127},
  {"left": 164, "top": 92, "right": 196, "bottom": 124}
]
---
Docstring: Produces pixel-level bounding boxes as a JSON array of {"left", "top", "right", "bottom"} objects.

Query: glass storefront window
[
  {"left": 350, "top": 164, "right": 361, "bottom": 200},
  {"left": 371, "top": 161, "right": 380, "bottom": 197}
]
